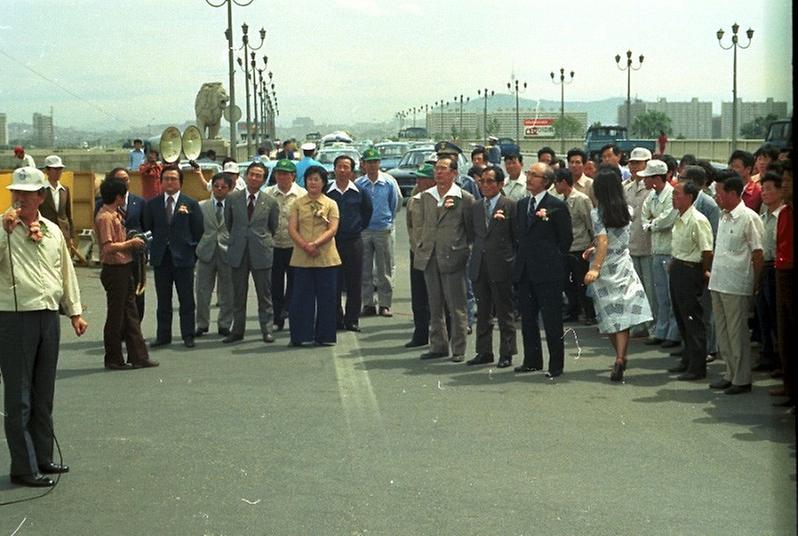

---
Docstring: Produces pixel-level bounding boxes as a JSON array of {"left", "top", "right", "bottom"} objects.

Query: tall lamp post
[
  {"left": 550, "top": 68, "right": 574, "bottom": 154},
  {"left": 205, "top": 0, "right": 255, "bottom": 157},
  {"left": 237, "top": 23, "right": 265, "bottom": 157},
  {"left": 717, "top": 23, "right": 754, "bottom": 151},
  {"left": 615, "top": 50, "right": 644, "bottom": 132},
  {"left": 453, "top": 94, "right": 470, "bottom": 140},
  {"left": 477, "top": 88, "right": 494, "bottom": 144},
  {"left": 506, "top": 80, "right": 527, "bottom": 142}
]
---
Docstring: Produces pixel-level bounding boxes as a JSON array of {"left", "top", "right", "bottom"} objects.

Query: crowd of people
[{"left": 0, "top": 138, "right": 793, "bottom": 487}]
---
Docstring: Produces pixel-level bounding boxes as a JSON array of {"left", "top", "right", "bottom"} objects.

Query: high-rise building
[
  {"left": 720, "top": 98, "right": 789, "bottom": 139},
  {"left": 32, "top": 112, "right": 55, "bottom": 147},
  {"left": 616, "top": 98, "right": 713, "bottom": 138},
  {"left": 0, "top": 113, "right": 7, "bottom": 146}
]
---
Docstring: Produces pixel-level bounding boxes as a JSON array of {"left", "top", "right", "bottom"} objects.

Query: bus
[{"left": 398, "top": 127, "right": 428, "bottom": 140}]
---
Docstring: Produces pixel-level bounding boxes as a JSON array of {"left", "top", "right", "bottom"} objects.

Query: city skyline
[{"left": 0, "top": 0, "right": 792, "bottom": 131}]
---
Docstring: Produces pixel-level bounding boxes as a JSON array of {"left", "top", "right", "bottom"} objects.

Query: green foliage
[
  {"left": 553, "top": 115, "right": 583, "bottom": 138},
  {"left": 590, "top": 121, "right": 603, "bottom": 129},
  {"left": 739, "top": 114, "right": 780, "bottom": 139},
  {"left": 630, "top": 111, "right": 672, "bottom": 138},
  {"left": 486, "top": 118, "right": 501, "bottom": 136}
]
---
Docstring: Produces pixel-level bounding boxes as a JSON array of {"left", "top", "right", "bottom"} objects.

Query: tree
[
  {"left": 740, "top": 113, "right": 779, "bottom": 139},
  {"left": 475, "top": 127, "right": 481, "bottom": 140},
  {"left": 553, "top": 115, "right": 583, "bottom": 138},
  {"left": 486, "top": 118, "right": 501, "bottom": 136},
  {"left": 630, "top": 111, "right": 672, "bottom": 138},
  {"left": 590, "top": 121, "right": 603, "bottom": 129}
]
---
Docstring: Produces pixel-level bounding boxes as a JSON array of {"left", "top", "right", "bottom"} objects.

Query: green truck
[{"left": 585, "top": 125, "right": 656, "bottom": 160}]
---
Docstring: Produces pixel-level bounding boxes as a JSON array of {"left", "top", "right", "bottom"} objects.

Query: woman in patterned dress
[{"left": 584, "top": 166, "right": 653, "bottom": 382}]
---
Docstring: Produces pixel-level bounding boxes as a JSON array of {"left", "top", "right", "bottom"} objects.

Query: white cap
[
  {"left": 638, "top": 159, "right": 668, "bottom": 177},
  {"left": 628, "top": 147, "right": 652, "bottom": 162},
  {"left": 488, "top": 136, "right": 499, "bottom": 142},
  {"left": 7, "top": 167, "right": 48, "bottom": 191},
  {"left": 43, "top": 155, "right": 65, "bottom": 168},
  {"left": 222, "top": 161, "right": 239, "bottom": 174},
  {"left": 300, "top": 142, "right": 317, "bottom": 151}
]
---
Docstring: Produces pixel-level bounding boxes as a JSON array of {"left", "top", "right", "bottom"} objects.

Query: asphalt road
[{"left": 1, "top": 210, "right": 795, "bottom": 535}]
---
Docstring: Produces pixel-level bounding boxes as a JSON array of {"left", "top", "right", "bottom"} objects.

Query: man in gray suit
[
  {"left": 195, "top": 173, "right": 234, "bottom": 337},
  {"left": 223, "top": 161, "right": 280, "bottom": 344},
  {"left": 413, "top": 155, "right": 475, "bottom": 362},
  {"left": 467, "top": 165, "right": 518, "bottom": 368}
]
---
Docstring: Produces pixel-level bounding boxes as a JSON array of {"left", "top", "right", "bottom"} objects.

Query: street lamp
[
  {"left": 615, "top": 50, "right": 644, "bottom": 132},
  {"left": 717, "top": 23, "right": 754, "bottom": 151},
  {"left": 477, "top": 88, "right": 494, "bottom": 144},
  {"left": 506, "top": 80, "right": 527, "bottom": 143},
  {"left": 453, "top": 95, "right": 470, "bottom": 141},
  {"left": 550, "top": 68, "right": 574, "bottom": 154},
  {"left": 204, "top": 0, "right": 256, "bottom": 157},
  {"left": 434, "top": 100, "right": 449, "bottom": 139},
  {"left": 237, "top": 23, "right": 265, "bottom": 156}
]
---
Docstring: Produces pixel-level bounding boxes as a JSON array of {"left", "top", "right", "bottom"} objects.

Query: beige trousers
[{"left": 711, "top": 291, "right": 752, "bottom": 386}]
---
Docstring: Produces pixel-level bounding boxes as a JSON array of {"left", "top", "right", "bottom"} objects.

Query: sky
[{"left": 0, "top": 0, "right": 793, "bottom": 131}]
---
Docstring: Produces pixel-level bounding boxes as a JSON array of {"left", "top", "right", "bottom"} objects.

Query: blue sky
[{"left": 0, "top": 0, "right": 792, "bottom": 130}]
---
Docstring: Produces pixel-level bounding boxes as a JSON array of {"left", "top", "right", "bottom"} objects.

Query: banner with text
[{"left": 523, "top": 118, "right": 555, "bottom": 138}]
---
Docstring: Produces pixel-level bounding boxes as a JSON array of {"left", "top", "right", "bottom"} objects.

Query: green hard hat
[
  {"left": 274, "top": 159, "right": 296, "bottom": 173},
  {"left": 361, "top": 147, "right": 381, "bottom": 161},
  {"left": 416, "top": 163, "right": 434, "bottom": 179}
]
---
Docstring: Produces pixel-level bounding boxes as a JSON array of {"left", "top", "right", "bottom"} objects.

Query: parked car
[
  {"left": 386, "top": 146, "right": 469, "bottom": 198},
  {"left": 375, "top": 142, "right": 409, "bottom": 171},
  {"left": 584, "top": 125, "right": 655, "bottom": 160},
  {"left": 762, "top": 118, "right": 792, "bottom": 152},
  {"left": 316, "top": 145, "right": 361, "bottom": 174},
  {"left": 497, "top": 137, "right": 520, "bottom": 157}
]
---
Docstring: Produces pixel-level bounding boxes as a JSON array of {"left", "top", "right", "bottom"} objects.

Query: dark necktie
[
  {"left": 166, "top": 196, "right": 174, "bottom": 224},
  {"left": 485, "top": 199, "right": 492, "bottom": 228},
  {"left": 118, "top": 205, "right": 127, "bottom": 221},
  {"left": 216, "top": 201, "right": 223, "bottom": 224},
  {"left": 247, "top": 194, "right": 256, "bottom": 221},
  {"left": 527, "top": 196, "right": 536, "bottom": 226}
]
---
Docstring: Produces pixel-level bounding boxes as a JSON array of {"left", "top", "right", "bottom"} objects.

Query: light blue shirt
[
  {"left": 355, "top": 173, "right": 398, "bottom": 231},
  {"left": 693, "top": 190, "right": 720, "bottom": 238},
  {"left": 294, "top": 156, "right": 322, "bottom": 188},
  {"left": 128, "top": 148, "right": 145, "bottom": 170}
]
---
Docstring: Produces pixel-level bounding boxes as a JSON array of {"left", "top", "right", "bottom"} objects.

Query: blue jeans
[{"left": 651, "top": 254, "right": 680, "bottom": 342}]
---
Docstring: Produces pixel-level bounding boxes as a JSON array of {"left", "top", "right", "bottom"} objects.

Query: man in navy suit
[
  {"left": 142, "top": 166, "right": 204, "bottom": 348},
  {"left": 513, "top": 162, "right": 573, "bottom": 377},
  {"left": 95, "top": 167, "right": 147, "bottom": 319}
]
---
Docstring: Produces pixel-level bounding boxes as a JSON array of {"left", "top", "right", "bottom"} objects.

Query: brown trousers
[{"left": 100, "top": 263, "right": 149, "bottom": 366}]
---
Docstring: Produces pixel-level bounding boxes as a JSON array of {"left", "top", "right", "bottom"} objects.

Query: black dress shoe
[
  {"left": 644, "top": 337, "right": 664, "bottom": 346},
  {"left": 149, "top": 339, "right": 171, "bottom": 348},
  {"left": 345, "top": 324, "right": 361, "bottom": 332},
  {"left": 466, "top": 353, "right": 494, "bottom": 366},
  {"left": 677, "top": 372, "right": 706, "bottom": 381},
  {"left": 419, "top": 351, "right": 448, "bottom": 360},
  {"left": 104, "top": 362, "right": 130, "bottom": 371},
  {"left": 546, "top": 370, "right": 563, "bottom": 378},
  {"left": 39, "top": 462, "right": 69, "bottom": 474},
  {"left": 131, "top": 359, "right": 160, "bottom": 369},
  {"left": 11, "top": 474, "right": 54, "bottom": 487},
  {"left": 752, "top": 362, "right": 776, "bottom": 372},
  {"left": 263, "top": 333, "right": 275, "bottom": 343},
  {"left": 709, "top": 378, "right": 732, "bottom": 389},
  {"left": 273, "top": 321, "right": 285, "bottom": 332},
  {"left": 223, "top": 334, "right": 244, "bottom": 344},
  {"left": 773, "top": 398, "right": 796, "bottom": 407},
  {"left": 218, "top": 327, "right": 231, "bottom": 337},
  {"left": 660, "top": 340, "right": 680, "bottom": 349},
  {"left": 467, "top": 326, "right": 473, "bottom": 335},
  {"left": 378, "top": 307, "right": 393, "bottom": 317},
  {"left": 667, "top": 364, "right": 688, "bottom": 373},
  {"left": 451, "top": 355, "right": 465, "bottom": 363},
  {"left": 583, "top": 317, "right": 597, "bottom": 326},
  {"left": 514, "top": 365, "right": 540, "bottom": 373},
  {"left": 562, "top": 314, "right": 579, "bottom": 323},
  {"left": 497, "top": 356, "right": 512, "bottom": 368},
  {"left": 724, "top": 384, "right": 752, "bottom": 395},
  {"left": 361, "top": 306, "right": 377, "bottom": 317},
  {"left": 404, "top": 339, "right": 427, "bottom": 348},
  {"left": 670, "top": 350, "right": 683, "bottom": 357},
  {"left": 194, "top": 328, "right": 208, "bottom": 338},
  {"left": 183, "top": 337, "right": 195, "bottom": 348}
]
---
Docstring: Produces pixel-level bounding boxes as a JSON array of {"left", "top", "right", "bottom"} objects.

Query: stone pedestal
[{"left": 202, "top": 138, "right": 230, "bottom": 159}]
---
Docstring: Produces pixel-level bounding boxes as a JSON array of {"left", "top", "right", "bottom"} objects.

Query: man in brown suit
[
  {"left": 413, "top": 155, "right": 475, "bottom": 362},
  {"left": 467, "top": 165, "right": 518, "bottom": 367},
  {"left": 39, "top": 155, "right": 74, "bottom": 243}
]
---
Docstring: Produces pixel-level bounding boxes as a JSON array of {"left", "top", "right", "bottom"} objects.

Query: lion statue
[{"left": 195, "top": 82, "right": 229, "bottom": 140}]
